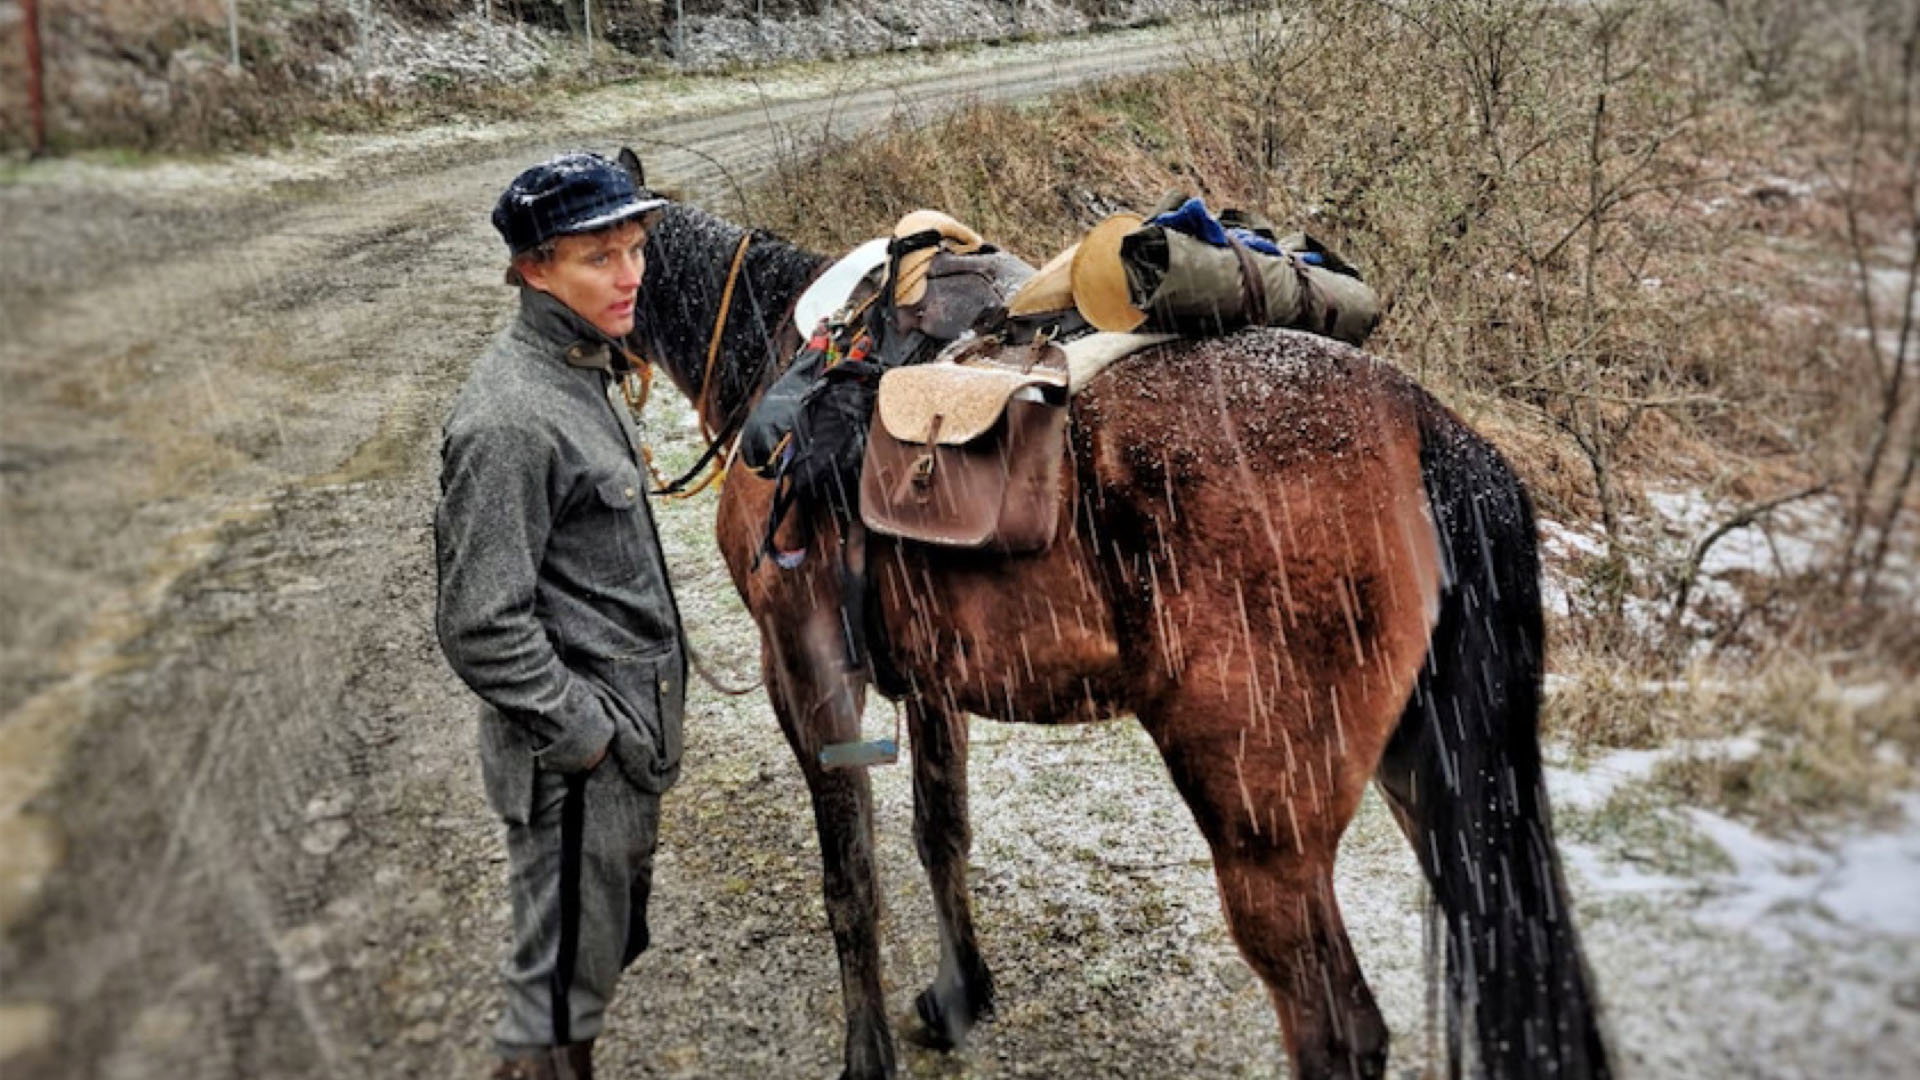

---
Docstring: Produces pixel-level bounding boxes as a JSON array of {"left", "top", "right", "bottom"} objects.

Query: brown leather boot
[{"left": 553, "top": 1040, "right": 594, "bottom": 1080}]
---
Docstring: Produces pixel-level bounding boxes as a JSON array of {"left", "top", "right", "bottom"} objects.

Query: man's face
[{"left": 519, "top": 220, "right": 648, "bottom": 339}]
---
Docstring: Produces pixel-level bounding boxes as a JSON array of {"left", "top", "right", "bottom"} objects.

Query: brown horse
[{"left": 630, "top": 180, "right": 1612, "bottom": 1080}]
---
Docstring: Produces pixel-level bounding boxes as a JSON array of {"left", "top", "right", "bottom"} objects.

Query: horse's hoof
[
  {"left": 835, "top": 1063, "right": 896, "bottom": 1080},
  {"left": 909, "top": 982, "right": 992, "bottom": 1051},
  {"left": 907, "top": 989, "right": 957, "bottom": 1051}
]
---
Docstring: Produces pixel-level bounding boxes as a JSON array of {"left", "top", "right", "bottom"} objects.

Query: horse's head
[{"left": 619, "top": 147, "right": 830, "bottom": 429}]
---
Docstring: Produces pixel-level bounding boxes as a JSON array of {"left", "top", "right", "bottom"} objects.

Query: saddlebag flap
[{"left": 859, "top": 360, "right": 1070, "bottom": 552}]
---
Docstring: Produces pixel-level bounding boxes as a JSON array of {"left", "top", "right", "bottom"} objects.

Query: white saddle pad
[
  {"left": 792, "top": 237, "right": 890, "bottom": 335},
  {"left": 1064, "top": 331, "right": 1179, "bottom": 395}
]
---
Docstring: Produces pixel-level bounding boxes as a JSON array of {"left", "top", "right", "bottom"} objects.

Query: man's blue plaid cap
[{"left": 491, "top": 151, "right": 668, "bottom": 255}]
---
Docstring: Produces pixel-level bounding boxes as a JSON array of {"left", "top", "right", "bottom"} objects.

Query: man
[{"left": 436, "top": 150, "right": 686, "bottom": 1080}]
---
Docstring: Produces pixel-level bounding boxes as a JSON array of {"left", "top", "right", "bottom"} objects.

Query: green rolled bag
[{"left": 1068, "top": 195, "right": 1381, "bottom": 346}]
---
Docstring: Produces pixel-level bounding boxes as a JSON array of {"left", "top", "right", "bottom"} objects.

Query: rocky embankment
[{"left": 0, "top": 0, "right": 1193, "bottom": 151}]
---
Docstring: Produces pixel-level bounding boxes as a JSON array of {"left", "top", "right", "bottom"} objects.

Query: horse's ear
[{"left": 616, "top": 147, "right": 644, "bottom": 188}]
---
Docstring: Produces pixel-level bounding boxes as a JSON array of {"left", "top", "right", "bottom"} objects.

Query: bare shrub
[{"left": 1652, "top": 662, "right": 1920, "bottom": 829}]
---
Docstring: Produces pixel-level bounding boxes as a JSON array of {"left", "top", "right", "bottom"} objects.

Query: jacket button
[{"left": 623, "top": 486, "right": 637, "bottom": 499}]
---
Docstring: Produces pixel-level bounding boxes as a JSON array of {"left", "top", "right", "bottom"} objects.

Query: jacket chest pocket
[{"left": 583, "top": 473, "right": 647, "bottom": 581}]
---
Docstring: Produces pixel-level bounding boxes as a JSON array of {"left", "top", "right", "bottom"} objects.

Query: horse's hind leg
[
  {"left": 1216, "top": 852, "right": 1386, "bottom": 1080},
  {"left": 762, "top": 613, "right": 896, "bottom": 1080},
  {"left": 906, "top": 696, "right": 994, "bottom": 1048},
  {"left": 1141, "top": 692, "right": 1391, "bottom": 1080}
]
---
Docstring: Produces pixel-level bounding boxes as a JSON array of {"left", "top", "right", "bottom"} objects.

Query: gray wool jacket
[{"left": 436, "top": 287, "right": 686, "bottom": 796}]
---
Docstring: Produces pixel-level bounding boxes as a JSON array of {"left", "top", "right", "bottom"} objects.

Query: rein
[
  {"left": 619, "top": 228, "right": 770, "bottom": 699},
  {"left": 697, "top": 231, "right": 755, "bottom": 440},
  {"left": 622, "top": 230, "right": 755, "bottom": 500}
]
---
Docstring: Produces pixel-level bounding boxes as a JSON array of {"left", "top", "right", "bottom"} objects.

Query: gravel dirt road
[{"left": 2, "top": 27, "right": 1916, "bottom": 1080}]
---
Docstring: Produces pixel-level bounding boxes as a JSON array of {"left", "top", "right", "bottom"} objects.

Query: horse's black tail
[{"left": 1377, "top": 402, "right": 1612, "bottom": 1080}]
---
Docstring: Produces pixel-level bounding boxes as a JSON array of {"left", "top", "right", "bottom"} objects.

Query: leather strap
[
  {"left": 694, "top": 231, "right": 755, "bottom": 440},
  {"left": 1225, "top": 233, "right": 1270, "bottom": 327}
]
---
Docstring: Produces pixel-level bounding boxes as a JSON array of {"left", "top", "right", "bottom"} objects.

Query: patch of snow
[
  {"left": 1547, "top": 745, "right": 1677, "bottom": 813},
  {"left": 1827, "top": 682, "right": 1893, "bottom": 710},
  {"left": 1554, "top": 736, "right": 1920, "bottom": 949},
  {"left": 1538, "top": 573, "right": 1574, "bottom": 619},
  {"left": 1867, "top": 263, "right": 1914, "bottom": 308},
  {"left": 1687, "top": 795, "right": 1920, "bottom": 945},
  {"left": 1546, "top": 735, "right": 1759, "bottom": 815},
  {"left": 1641, "top": 488, "right": 1826, "bottom": 581},
  {"left": 1538, "top": 517, "right": 1605, "bottom": 559},
  {"left": 1746, "top": 175, "right": 1817, "bottom": 202},
  {"left": 1535, "top": 517, "right": 1605, "bottom": 620}
]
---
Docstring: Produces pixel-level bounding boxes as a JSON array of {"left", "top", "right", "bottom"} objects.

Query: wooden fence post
[{"left": 23, "top": 0, "right": 46, "bottom": 155}]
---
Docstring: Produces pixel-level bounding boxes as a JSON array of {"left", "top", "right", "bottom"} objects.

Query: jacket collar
[{"left": 514, "top": 287, "right": 633, "bottom": 374}]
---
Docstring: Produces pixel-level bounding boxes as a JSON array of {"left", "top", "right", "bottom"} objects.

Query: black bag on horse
[{"left": 753, "top": 356, "right": 885, "bottom": 568}]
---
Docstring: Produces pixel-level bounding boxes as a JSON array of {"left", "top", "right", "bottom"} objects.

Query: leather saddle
[{"left": 857, "top": 212, "right": 1081, "bottom": 556}]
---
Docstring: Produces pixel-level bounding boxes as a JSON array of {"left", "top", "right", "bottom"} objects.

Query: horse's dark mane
[{"left": 634, "top": 200, "right": 830, "bottom": 423}]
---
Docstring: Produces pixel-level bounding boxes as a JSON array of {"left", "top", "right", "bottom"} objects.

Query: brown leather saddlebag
[{"left": 859, "top": 359, "right": 1070, "bottom": 553}]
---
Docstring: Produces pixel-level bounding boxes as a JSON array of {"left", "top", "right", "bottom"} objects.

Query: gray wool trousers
[{"left": 484, "top": 711, "right": 662, "bottom": 1054}]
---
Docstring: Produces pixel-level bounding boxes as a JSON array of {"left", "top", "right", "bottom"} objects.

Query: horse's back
[{"left": 1070, "top": 327, "right": 1445, "bottom": 747}]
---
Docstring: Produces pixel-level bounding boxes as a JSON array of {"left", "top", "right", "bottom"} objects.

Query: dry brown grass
[
  {"left": 1656, "top": 663, "right": 1920, "bottom": 827},
  {"left": 1542, "top": 656, "right": 1919, "bottom": 828}
]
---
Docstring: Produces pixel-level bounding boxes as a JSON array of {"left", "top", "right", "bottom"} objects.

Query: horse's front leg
[
  {"left": 761, "top": 609, "right": 896, "bottom": 1080},
  {"left": 906, "top": 697, "right": 995, "bottom": 1049}
]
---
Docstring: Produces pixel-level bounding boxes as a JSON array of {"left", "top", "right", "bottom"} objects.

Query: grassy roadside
[{"left": 745, "top": 0, "right": 1920, "bottom": 833}]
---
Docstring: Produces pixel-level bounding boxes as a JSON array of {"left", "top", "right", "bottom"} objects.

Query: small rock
[
  {"left": 278, "top": 923, "right": 333, "bottom": 983},
  {"left": 128, "top": 1004, "right": 194, "bottom": 1050},
  {"left": 1213, "top": 960, "right": 1254, "bottom": 992},
  {"left": 301, "top": 818, "right": 352, "bottom": 857},
  {"left": 291, "top": 957, "right": 333, "bottom": 984},
  {"left": 305, "top": 790, "right": 355, "bottom": 822},
  {"left": 1895, "top": 981, "right": 1920, "bottom": 1012},
  {"left": 403, "top": 1020, "right": 441, "bottom": 1044}
]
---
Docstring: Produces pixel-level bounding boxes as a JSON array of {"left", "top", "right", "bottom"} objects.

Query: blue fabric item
[{"left": 1147, "top": 197, "right": 1284, "bottom": 256}]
